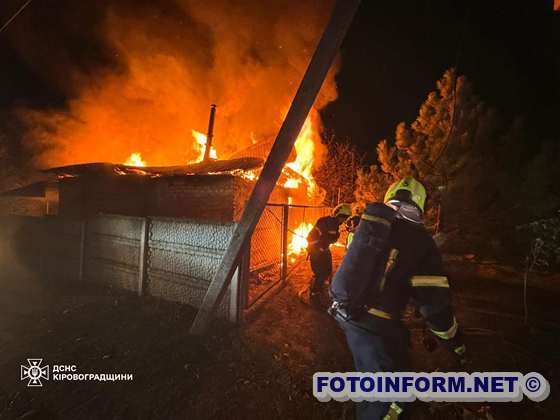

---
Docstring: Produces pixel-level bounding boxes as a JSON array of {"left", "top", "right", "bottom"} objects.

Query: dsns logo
[{"left": 20, "top": 359, "right": 49, "bottom": 387}]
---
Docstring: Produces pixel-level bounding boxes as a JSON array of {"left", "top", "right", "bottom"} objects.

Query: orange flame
[
  {"left": 124, "top": 152, "right": 146, "bottom": 167},
  {"left": 190, "top": 130, "right": 218, "bottom": 163},
  {"left": 288, "top": 222, "right": 314, "bottom": 256},
  {"left": 283, "top": 178, "right": 300, "bottom": 189},
  {"left": 284, "top": 109, "right": 322, "bottom": 198},
  {"left": 239, "top": 169, "right": 258, "bottom": 181}
]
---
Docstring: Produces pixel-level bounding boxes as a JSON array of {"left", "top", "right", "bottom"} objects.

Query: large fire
[
  {"left": 120, "top": 110, "right": 323, "bottom": 206},
  {"left": 121, "top": 114, "right": 325, "bottom": 262},
  {"left": 283, "top": 109, "right": 322, "bottom": 198},
  {"left": 19, "top": 1, "right": 338, "bottom": 169}
]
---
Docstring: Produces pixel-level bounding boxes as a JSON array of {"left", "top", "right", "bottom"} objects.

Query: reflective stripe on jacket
[{"left": 364, "top": 219, "right": 463, "bottom": 350}]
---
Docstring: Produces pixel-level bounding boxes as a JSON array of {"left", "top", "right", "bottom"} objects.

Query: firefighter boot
[{"left": 309, "top": 290, "right": 322, "bottom": 308}]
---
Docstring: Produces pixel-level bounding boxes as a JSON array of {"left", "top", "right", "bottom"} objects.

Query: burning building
[
  {"left": 0, "top": 0, "right": 338, "bottom": 322},
  {"left": 2, "top": 105, "right": 324, "bottom": 219},
  {"left": 0, "top": 104, "right": 330, "bottom": 322}
]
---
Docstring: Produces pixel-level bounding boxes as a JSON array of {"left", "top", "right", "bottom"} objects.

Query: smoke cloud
[{"left": 10, "top": 0, "right": 337, "bottom": 167}]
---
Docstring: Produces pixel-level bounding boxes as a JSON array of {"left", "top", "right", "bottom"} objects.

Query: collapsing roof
[
  {"left": 1, "top": 157, "right": 265, "bottom": 221},
  {"left": 41, "top": 157, "right": 264, "bottom": 178}
]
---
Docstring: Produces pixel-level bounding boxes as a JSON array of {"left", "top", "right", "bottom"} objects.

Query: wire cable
[
  {"left": 0, "top": 0, "right": 32, "bottom": 34},
  {"left": 432, "top": 5, "right": 471, "bottom": 168}
]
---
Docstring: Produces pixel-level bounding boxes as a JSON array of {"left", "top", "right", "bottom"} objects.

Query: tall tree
[
  {"left": 356, "top": 69, "right": 501, "bottom": 231},
  {"left": 315, "top": 137, "right": 362, "bottom": 206}
]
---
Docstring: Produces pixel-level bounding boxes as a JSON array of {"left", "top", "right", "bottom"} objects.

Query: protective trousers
[
  {"left": 309, "top": 248, "right": 332, "bottom": 294},
  {"left": 337, "top": 315, "right": 410, "bottom": 420}
]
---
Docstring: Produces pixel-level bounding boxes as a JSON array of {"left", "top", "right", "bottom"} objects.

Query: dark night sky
[
  {"left": 323, "top": 0, "right": 559, "bottom": 160},
  {"left": 0, "top": 0, "right": 558, "bottom": 163}
]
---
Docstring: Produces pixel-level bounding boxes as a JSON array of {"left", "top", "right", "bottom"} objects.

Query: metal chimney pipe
[{"left": 203, "top": 104, "right": 216, "bottom": 161}]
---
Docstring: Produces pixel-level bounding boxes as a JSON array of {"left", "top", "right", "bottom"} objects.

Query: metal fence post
[
  {"left": 229, "top": 243, "right": 251, "bottom": 323},
  {"left": 229, "top": 266, "right": 240, "bottom": 323},
  {"left": 281, "top": 204, "right": 289, "bottom": 284},
  {"left": 138, "top": 217, "right": 150, "bottom": 296}
]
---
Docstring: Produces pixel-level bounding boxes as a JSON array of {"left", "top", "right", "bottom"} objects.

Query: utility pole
[{"left": 189, "top": 0, "right": 362, "bottom": 334}]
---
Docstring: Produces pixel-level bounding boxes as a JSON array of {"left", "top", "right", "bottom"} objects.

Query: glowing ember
[
  {"left": 190, "top": 129, "right": 217, "bottom": 163},
  {"left": 124, "top": 152, "right": 146, "bottom": 167},
  {"left": 288, "top": 222, "right": 314, "bottom": 255},
  {"left": 239, "top": 169, "right": 259, "bottom": 181}
]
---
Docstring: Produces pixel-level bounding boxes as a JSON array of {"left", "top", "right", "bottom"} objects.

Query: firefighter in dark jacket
[
  {"left": 306, "top": 203, "right": 352, "bottom": 306},
  {"left": 330, "top": 177, "right": 467, "bottom": 420}
]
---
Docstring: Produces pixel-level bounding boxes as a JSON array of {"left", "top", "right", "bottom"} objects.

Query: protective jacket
[
  {"left": 307, "top": 216, "right": 340, "bottom": 251},
  {"left": 366, "top": 218, "right": 464, "bottom": 353},
  {"left": 331, "top": 203, "right": 464, "bottom": 354}
]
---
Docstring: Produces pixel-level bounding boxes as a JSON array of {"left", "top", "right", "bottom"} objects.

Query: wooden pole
[{"left": 189, "top": 0, "right": 361, "bottom": 334}]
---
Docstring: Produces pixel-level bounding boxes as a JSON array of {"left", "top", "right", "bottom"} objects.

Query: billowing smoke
[{"left": 10, "top": 0, "right": 337, "bottom": 167}]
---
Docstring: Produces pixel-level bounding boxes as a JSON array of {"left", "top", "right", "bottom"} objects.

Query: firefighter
[
  {"left": 305, "top": 203, "right": 352, "bottom": 306},
  {"left": 330, "top": 177, "right": 467, "bottom": 420}
]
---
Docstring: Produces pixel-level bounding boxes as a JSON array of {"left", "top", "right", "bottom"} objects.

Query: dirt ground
[{"left": 1, "top": 251, "right": 559, "bottom": 420}]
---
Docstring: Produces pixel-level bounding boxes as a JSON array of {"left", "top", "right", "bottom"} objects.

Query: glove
[{"left": 453, "top": 343, "right": 470, "bottom": 367}]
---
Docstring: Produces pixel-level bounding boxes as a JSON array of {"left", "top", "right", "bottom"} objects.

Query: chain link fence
[{"left": 247, "top": 204, "right": 330, "bottom": 308}]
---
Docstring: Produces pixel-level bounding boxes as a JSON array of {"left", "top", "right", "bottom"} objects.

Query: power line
[
  {"left": 0, "top": 0, "right": 32, "bottom": 34},
  {"left": 432, "top": 5, "right": 471, "bottom": 168}
]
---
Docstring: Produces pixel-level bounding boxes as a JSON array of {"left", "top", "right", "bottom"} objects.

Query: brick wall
[{"left": 56, "top": 174, "right": 252, "bottom": 222}]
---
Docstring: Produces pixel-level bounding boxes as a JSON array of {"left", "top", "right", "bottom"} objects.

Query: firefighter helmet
[
  {"left": 384, "top": 176, "right": 427, "bottom": 212},
  {"left": 332, "top": 203, "right": 352, "bottom": 218}
]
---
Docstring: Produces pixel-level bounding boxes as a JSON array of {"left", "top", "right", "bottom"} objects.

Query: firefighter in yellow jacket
[{"left": 330, "top": 177, "right": 467, "bottom": 420}]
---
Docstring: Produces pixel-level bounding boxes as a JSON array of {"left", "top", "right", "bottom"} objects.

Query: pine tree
[{"left": 356, "top": 69, "right": 500, "bottom": 231}]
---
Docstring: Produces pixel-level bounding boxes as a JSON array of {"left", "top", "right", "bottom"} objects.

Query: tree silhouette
[
  {"left": 356, "top": 68, "right": 501, "bottom": 231},
  {"left": 315, "top": 137, "right": 362, "bottom": 206}
]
